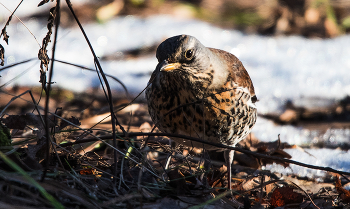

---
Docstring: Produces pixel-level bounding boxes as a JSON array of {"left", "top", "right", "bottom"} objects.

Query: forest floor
[
  {"left": 1, "top": 0, "right": 350, "bottom": 208},
  {"left": 1, "top": 86, "right": 350, "bottom": 208}
]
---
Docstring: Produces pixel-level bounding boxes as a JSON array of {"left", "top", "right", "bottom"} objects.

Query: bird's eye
[{"left": 184, "top": 49, "right": 194, "bottom": 59}]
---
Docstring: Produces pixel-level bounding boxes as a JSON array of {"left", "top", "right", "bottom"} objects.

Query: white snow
[{"left": 265, "top": 148, "right": 350, "bottom": 178}]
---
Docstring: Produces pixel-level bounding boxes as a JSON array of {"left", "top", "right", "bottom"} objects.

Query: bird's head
[{"left": 155, "top": 35, "right": 211, "bottom": 75}]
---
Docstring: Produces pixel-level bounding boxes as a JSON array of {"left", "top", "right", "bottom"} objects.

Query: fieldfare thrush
[{"left": 146, "top": 35, "right": 257, "bottom": 190}]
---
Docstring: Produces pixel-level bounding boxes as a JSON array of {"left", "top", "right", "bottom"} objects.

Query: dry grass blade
[{"left": 287, "top": 180, "right": 321, "bottom": 209}]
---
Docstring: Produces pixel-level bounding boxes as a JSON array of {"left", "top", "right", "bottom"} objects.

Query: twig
[
  {"left": 0, "top": 90, "right": 43, "bottom": 122},
  {"left": 0, "top": 58, "right": 128, "bottom": 96},
  {"left": 62, "top": 132, "right": 350, "bottom": 176},
  {"left": 0, "top": 0, "right": 23, "bottom": 44},
  {"left": 287, "top": 180, "right": 321, "bottom": 209},
  {"left": 0, "top": 2, "right": 41, "bottom": 47},
  {"left": 0, "top": 61, "right": 38, "bottom": 89},
  {"left": 0, "top": 58, "right": 34, "bottom": 72},
  {"left": 65, "top": 0, "right": 126, "bottom": 181},
  {"left": 53, "top": 59, "right": 129, "bottom": 96},
  {"left": 42, "top": 0, "right": 60, "bottom": 182}
]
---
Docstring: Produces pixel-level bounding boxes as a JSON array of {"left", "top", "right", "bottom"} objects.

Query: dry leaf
[{"left": 270, "top": 186, "right": 304, "bottom": 207}]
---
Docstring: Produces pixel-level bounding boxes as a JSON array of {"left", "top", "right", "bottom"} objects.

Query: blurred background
[{"left": 1, "top": 0, "right": 350, "bottom": 177}]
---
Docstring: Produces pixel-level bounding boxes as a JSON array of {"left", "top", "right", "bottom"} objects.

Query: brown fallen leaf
[{"left": 270, "top": 186, "right": 304, "bottom": 207}]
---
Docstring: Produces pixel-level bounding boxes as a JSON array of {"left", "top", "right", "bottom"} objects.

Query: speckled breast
[{"left": 146, "top": 71, "right": 257, "bottom": 150}]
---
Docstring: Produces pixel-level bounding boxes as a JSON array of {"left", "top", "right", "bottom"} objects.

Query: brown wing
[{"left": 208, "top": 48, "right": 256, "bottom": 101}]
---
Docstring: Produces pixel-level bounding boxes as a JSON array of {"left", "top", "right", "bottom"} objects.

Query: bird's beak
[{"left": 158, "top": 60, "right": 181, "bottom": 72}]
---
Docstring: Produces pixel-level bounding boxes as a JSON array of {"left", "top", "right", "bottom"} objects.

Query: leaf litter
[{"left": 0, "top": 86, "right": 349, "bottom": 208}]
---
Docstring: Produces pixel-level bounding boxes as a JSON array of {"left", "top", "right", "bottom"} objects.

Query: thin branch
[
  {"left": 0, "top": 61, "right": 38, "bottom": 89},
  {"left": 0, "top": 2, "right": 41, "bottom": 47},
  {"left": 54, "top": 59, "right": 129, "bottom": 97},
  {"left": 0, "top": 58, "right": 128, "bottom": 97},
  {"left": 65, "top": 0, "right": 125, "bottom": 180},
  {"left": 61, "top": 132, "right": 350, "bottom": 176},
  {"left": 0, "top": 0, "right": 24, "bottom": 44}
]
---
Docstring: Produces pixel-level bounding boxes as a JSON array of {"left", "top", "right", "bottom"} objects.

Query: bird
[{"left": 145, "top": 34, "right": 257, "bottom": 190}]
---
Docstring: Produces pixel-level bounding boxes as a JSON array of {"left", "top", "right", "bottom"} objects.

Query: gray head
[{"left": 155, "top": 35, "right": 211, "bottom": 74}]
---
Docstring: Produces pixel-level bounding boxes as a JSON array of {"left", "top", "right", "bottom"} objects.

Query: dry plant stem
[
  {"left": 0, "top": 89, "right": 162, "bottom": 180},
  {"left": 0, "top": 58, "right": 128, "bottom": 96},
  {"left": 341, "top": 174, "right": 350, "bottom": 183},
  {"left": 42, "top": 0, "right": 60, "bottom": 182},
  {"left": 64, "top": 132, "right": 350, "bottom": 176},
  {"left": 54, "top": 59, "right": 128, "bottom": 96},
  {"left": 0, "top": 58, "right": 34, "bottom": 72},
  {"left": 65, "top": 0, "right": 126, "bottom": 181},
  {"left": 0, "top": 2, "right": 41, "bottom": 47},
  {"left": 0, "top": 62, "right": 38, "bottom": 89},
  {"left": 0, "top": 90, "right": 44, "bottom": 126},
  {"left": 0, "top": 0, "right": 23, "bottom": 43}
]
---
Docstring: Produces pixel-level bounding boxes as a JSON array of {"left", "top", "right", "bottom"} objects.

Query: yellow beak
[{"left": 159, "top": 60, "right": 181, "bottom": 72}]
